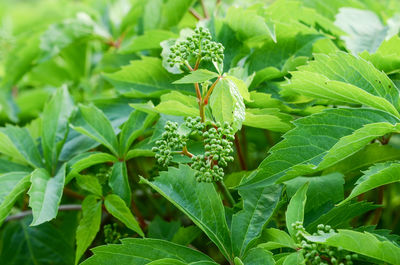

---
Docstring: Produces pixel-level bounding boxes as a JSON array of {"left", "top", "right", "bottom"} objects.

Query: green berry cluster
[
  {"left": 167, "top": 27, "right": 224, "bottom": 68},
  {"left": 152, "top": 121, "right": 186, "bottom": 167},
  {"left": 152, "top": 117, "right": 235, "bottom": 183},
  {"left": 293, "top": 222, "right": 358, "bottom": 265},
  {"left": 191, "top": 121, "right": 234, "bottom": 182},
  {"left": 103, "top": 223, "right": 127, "bottom": 244},
  {"left": 96, "top": 167, "right": 112, "bottom": 184}
]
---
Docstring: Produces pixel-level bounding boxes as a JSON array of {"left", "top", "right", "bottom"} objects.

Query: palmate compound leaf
[
  {"left": 238, "top": 108, "right": 400, "bottom": 189},
  {"left": 283, "top": 52, "right": 400, "bottom": 118},
  {"left": 304, "top": 230, "right": 400, "bottom": 264},
  {"left": 28, "top": 165, "right": 66, "bottom": 226},
  {"left": 0, "top": 172, "right": 31, "bottom": 226},
  {"left": 140, "top": 165, "right": 233, "bottom": 261},
  {"left": 80, "top": 238, "right": 217, "bottom": 265},
  {"left": 340, "top": 161, "right": 400, "bottom": 205},
  {"left": 231, "top": 184, "right": 282, "bottom": 257},
  {"left": 173, "top": 69, "right": 219, "bottom": 84}
]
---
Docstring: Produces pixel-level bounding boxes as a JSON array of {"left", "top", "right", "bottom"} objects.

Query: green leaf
[
  {"left": 104, "top": 57, "right": 192, "bottom": 97},
  {"left": 341, "top": 161, "right": 400, "bottom": 205},
  {"left": 361, "top": 35, "right": 400, "bottom": 74},
  {"left": 0, "top": 125, "right": 43, "bottom": 168},
  {"left": 284, "top": 52, "right": 400, "bottom": 118},
  {"left": 154, "top": 91, "right": 199, "bottom": 117},
  {"left": 75, "top": 195, "right": 102, "bottom": 265},
  {"left": 226, "top": 6, "right": 276, "bottom": 42},
  {"left": 40, "top": 12, "right": 107, "bottom": 61},
  {"left": 241, "top": 247, "right": 275, "bottom": 265},
  {"left": 42, "top": 86, "right": 74, "bottom": 172},
  {"left": 307, "top": 229, "right": 400, "bottom": 264},
  {"left": 285, "top": 173, "right": 344, "bottom": 214},
  {"left": 28, "top": 165, "right": 66, "bottom": 226},
  {"left": 140, "top": 165, "right": 232, "bottom": 261},
  {"left": 225, "top": 75, "right": 251, "bottom": 102},
  {"left": 306, "top": 201, "right": 378, "bottom": 232},
  {"left": 76, "top": 174, "right": 102, "bottom": 197},
  {"left": 173, "top": 69, "right": 219, "bottom": 84},
  {"left": 80, "top": 238, "right": 217, "bottom": 265},
  {"left": 282, "top": 252, "right": 304, "bottom": 265},
  {"left": 231, "top": 184, "right": 282, "bottom": 257},
  {"left": 0, "top": 217, "right": 75, "bottom": 265},
  {"left": 258, "top": 228, "right": 296, "bottom": 250},
  {"left": 246, "top": 21, "right": 324, "bottom": 86},
  {"left": 67, "top": 152, "right": 117, "bottom": 183},
  {"left": 286, "top": 182, "right": 308, "bottom": 237},
  {"left": 239, "top": 108, "right": 400, "bottom": 189},
  {"left": 334, "top": 8, "right": 388, "bottom": 54},
  {"left": 158, "top": 0, "right": 196, "bottom": 29},
  {"left": 323, "top": 143, "right": 400, "bottom": 175},
  {"left": 0, "top": 172, "right": 31, "bottom": 225},
  {"left": 119, "top": 110, "right": 156, "bottom": 156},
  {"left": 104, "top": 194, "right": 143, "bottom": 237},
  {"left": 119, "top": 30, "right": 177, "bottom": 54},
  {"left": 318, "top": 122, "right": 400, "bottom": 170},
  {"left": 243, "top": 108, "right": 293, "bottom": 132},
  {"left": 71, "top": 104, "right": 119, "bottom": 156},
  {"left": 146, "top": 259, "right": 186, "bottom": 265},
  {"left": 109, "top": 162, "right": 131, "bottom": 206},
  {"left": 210, "top": 78, "right": 245, "bottom": 131}
]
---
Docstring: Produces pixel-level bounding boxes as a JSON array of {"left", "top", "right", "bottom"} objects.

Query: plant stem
[
  {"left": 5, "top": 204, "right": 82, "bottom": 222},
  {"left": 216, "top": 181, "right": 235, "bottom": 207},
  {"left": 234, "top": 133, "right": 247, "bottom": 170},
  {"left": 195, "top": 82, "right": 205, "bottom": 122},
  {"left": 180, "top": 146, "right": 194, "bottom": 158},
  {"left": 372, "top": 185, "right": 385, "bottom": 225},
  {"left": 200, "top": 0, "right": 209, "bottom": 19},
  {"left": 131, "top": 198, "right": 147, "bottom": 230},
  {"left": 203, "top": 76, "right": 221, "bottom": 105},
  {"left": 189, "top": 7, "right": 202, "bottom": 20},
  {"left": 63, "top": 187, "right": 85, "bottom": 200}
]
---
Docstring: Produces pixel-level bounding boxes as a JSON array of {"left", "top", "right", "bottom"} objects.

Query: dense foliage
[{"left": 1, "top": 0, "right": 400, "bottom": 264}]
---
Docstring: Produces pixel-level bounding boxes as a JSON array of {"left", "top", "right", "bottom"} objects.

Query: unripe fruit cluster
[
  {"left": 152, "top": 117, "right": 235, "bottom": 183},
  {"left": 104, "top": 223, "right": 127, "bottom": 244},
  {"left": 167, "top": 27, "right": 224, "bottom": 68},
  {"left": 191, "top": 121, "right": 234, "bottom": 182},
  {"left": 152, "top": 121, "right": 186, "bottom": 167},
  {"left": 292, "top": 222, "right": 358, "bottom": 265}
]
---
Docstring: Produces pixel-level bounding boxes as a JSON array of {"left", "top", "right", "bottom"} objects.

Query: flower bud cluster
[
  {"left": 191, "top": 121, "right": 234, "bottom": 182},
  {"left": 152, "top": 121, "right": 186, "bottom": 167},
  {"left": 292, "top": 222, "right": 358, "bottom": 265},
  {"left": 167, "top": 27, "right": 224, "bottom": 68}
]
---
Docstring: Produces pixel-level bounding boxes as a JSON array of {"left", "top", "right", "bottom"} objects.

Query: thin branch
[
  {"left": 200, "top": 0, "right": 209, "bottom": 19},
  {"left": 131, "top": 198, "right": 147, "bottom": 230},
  {"left": 203, "top": 76, "right": 221, "bottom": 105},
  {"left": 216, "top": 181, "right": 235, "bottom": 207},
  {"left": 180, "top": 146, "right": 194, "bottom": 158},
  {"left": 5, "top": 204, "right": 82, "bottom": 222},
  {"left": 234, "top": 133, "right": 247, "bottom": 170},
  {"left": 372, "top": 185, "right": 385, "bottom": 225},
  {"left": 63, "top": 187, "right": 85, "bottom": 200},
  {"left": 189, "top": 8, "right": 202, "bottom": 21}
]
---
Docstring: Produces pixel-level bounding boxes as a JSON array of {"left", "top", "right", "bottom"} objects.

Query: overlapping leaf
[{"left": 239, "top": 108, "right": 400, "bottom": 189}]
